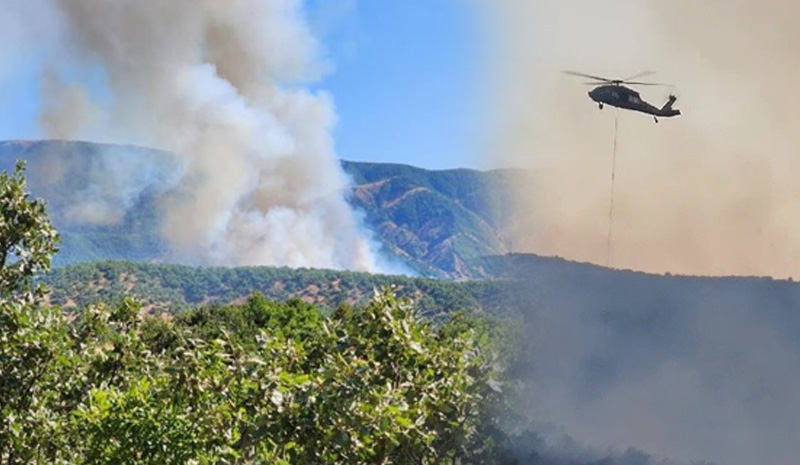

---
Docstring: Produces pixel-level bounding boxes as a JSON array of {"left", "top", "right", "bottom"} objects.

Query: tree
[
  {"left": 0, "top": 160, "right": 60, "bottom": 302},
  {"left": 70, "top": 290, "right": 511, "bottom": 464},
  {"left": 0, "top": 160, "right": 67, "bottom": 463}
]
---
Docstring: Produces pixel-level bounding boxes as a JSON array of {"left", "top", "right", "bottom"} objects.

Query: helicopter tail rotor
[{"left": 662, "top": 94, "right": 678, "bottom": 111}]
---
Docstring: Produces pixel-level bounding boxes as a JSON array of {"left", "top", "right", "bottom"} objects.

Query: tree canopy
[{"left": 0, "top": 160, "right": 59, "bottom": 302}]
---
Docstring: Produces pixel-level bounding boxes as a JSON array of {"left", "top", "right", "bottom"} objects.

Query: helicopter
[{"left": 564, "top": 70, "right": 680, "bottom": 123}]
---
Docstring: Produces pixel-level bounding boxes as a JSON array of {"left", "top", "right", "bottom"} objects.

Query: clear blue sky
[
  {"left": 0, "top": 1, "right": 486, "bottom": 170},
  {"left": 310, "top": 0, "right": 487, "bottom": 170},
  {"left": 0, "top": 63, "right": 42, "bottom": 142}
]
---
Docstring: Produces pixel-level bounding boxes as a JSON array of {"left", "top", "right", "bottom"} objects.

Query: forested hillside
[
  {"left": 485, "top": 252, "right": 800, "bottom": 310},
  {"left": 344, "top": 161, "right": 517, "bottom": 277},
  {"left": 0, "top": 141, "right": 174, "bottom": 264},
  {"left": 40, "top": 261, "right": 510, "bottom": 318},
  {"left": 0, "top": 140, "right": 516, "bottom": 278}
]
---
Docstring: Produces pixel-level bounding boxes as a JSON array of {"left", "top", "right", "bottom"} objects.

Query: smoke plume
[
  {"left": 24, "top": 0, "right": 379, "bottom": 270},
  {"left": 483, "top": 0, "right": 800, "bottom": 279}
]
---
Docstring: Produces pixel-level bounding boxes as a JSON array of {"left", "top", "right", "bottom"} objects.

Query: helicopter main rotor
[{"left": 563, "top": 70, "right": 671, "bottom": 87}]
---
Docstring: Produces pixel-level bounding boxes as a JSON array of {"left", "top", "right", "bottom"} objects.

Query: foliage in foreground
[
  {"left": 1, "top": 291, "right": 515, "bottom": 464},
  {"left": 0, "top": 160, "right": 59, "bottom": 303}
]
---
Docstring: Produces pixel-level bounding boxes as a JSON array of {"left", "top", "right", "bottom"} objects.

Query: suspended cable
[{"left": 606, "top": 109, "right": 619, "bottom": 267}]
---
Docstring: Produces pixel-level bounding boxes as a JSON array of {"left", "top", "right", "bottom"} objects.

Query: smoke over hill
[
  {"left": 477, "top": 2, "right": 800, "bottom": 465},
  {"left": 494, "top": 254, "right": 800, "bottom": 465},
  {"left": 9, "top": 0, "right": 378, "bottom": 271},
  {"left": 483, "top": 0, "right": 800, "bottom": 279}
]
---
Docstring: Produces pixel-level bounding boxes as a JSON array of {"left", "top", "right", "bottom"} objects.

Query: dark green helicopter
[{"left": 564, "top": 70, "right": 680, "bottom": 123}]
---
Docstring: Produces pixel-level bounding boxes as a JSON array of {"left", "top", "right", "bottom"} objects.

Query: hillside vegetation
[
  {"left": 344, "top": 160, "right": 517, "bottom": 277},
  {"left": 40, "top": 261, "right": 510, "bottom": 318}
]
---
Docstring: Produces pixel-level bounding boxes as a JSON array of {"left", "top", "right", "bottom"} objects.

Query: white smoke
[{"left": 21, "top": 0, "right": 379, "bottom": 271}]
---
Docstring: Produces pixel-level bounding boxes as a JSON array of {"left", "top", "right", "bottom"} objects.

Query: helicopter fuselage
[{"left": 588, "top": 84, "right": 680, "bottom": 121}]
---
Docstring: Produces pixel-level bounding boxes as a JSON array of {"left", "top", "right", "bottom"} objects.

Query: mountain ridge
[
  {"left": 4, "top": 139, "right": 797, "bottom": 283},
  {"left": 0, "top": 140, "right": 514, "bottom": 278}
]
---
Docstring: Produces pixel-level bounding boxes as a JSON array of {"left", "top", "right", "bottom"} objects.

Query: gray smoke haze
[
  {"left": 502, "top": 426, "right": 716, "bottom": 465},
  {"left": 39, "top": 71, "right": 102, "bottom": 141},
  {"left": 17, "top": 0, "right": 379, "bottom": 271},
  {"left": 482, "top": 0, "right": 800, "bottom": 279},
  {"left": 0, "top": 141, "right": 182, "bottom": 228},
  {"left": 500, "top": 264, "right": 800, "bottom": 465}
]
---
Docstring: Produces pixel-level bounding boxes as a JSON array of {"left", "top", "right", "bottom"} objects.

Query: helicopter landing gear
[
  {"left": 653, "top": 116, "right": 659, "bottom": 123},
  {"left": 598, "top": 103, "right": 604, "bottom": 110}
]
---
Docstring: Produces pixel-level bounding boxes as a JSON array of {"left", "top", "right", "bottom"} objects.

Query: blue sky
[
  {"left": 0, "top": 1, "right": 486, "bottom": 170},
  {"left": 310, "top": 1, "right": 487, "bottom": 170},
  {"left": 0, "top": 65, "right": 42, "bottom": 142}
]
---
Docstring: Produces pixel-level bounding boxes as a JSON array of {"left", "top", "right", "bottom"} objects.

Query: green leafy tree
[
  {"left": 0, "top": 160, "right": 67, "bottom": 463},
  {"left": 69, "top": 291, "right": 511, "bottom": 464},
  {"left": 0, "top": 160, "right": 59, "bottom": 302}
]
